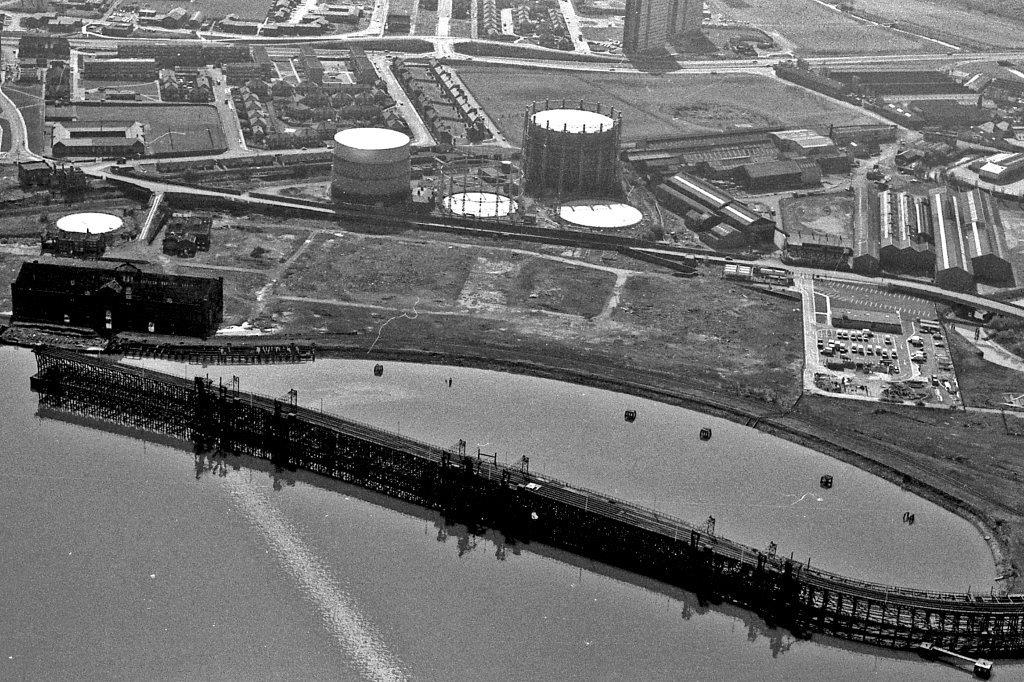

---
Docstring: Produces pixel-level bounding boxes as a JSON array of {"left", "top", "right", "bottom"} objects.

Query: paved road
[
  {"left": 0, "top": 76, "right": 41, "bottom": 163},
  {"left": 369, "top": 54, "right": 437, "bottom": 147},
  {"left": 208, "top": 67, "right": 249, "bottom": 155},
  {"left": 436, "top": 0, "right": 452, "bottom": 38},
  {"left": 558, "top": 0, "right": 590, "bottom": 54},
  {"left": 137, "top": 191, "right": 165, "bottom": 243}
]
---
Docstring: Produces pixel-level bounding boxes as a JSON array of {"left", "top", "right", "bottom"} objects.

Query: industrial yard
[{"left": 4, "top": 6, "right": 1024, "bottom": 677}]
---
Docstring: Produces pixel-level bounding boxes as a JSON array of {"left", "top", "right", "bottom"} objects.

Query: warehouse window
[{"left": 148, "top": 322, "right": 155, "bottom": 333}]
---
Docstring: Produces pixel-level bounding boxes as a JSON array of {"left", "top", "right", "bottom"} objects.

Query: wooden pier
[
  {"left": 917, "top": 642, "right": 993, "bottom": 678},
  {"left": 105, "top": 338, "right": 315, "bottom": 365},
  {"left": 28, "top": 347, "right": 1024, "bottom": 662}
]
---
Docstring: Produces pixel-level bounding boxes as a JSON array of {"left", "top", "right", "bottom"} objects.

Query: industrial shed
[
  {"left": 930, "top": 189, "right": 976, "bottom": 293},
  {"left": 12, "top": 259, "right": 223, "bottom": 338}
]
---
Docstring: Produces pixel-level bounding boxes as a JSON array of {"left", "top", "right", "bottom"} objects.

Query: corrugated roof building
[
  {"left": 930, "top": 189, "right": 976, "bottom": 293},
  {"left": 955, "top": 189, "right": 1015, "bottom": 285}
]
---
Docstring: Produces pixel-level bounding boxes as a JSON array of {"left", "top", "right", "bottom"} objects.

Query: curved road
[{"left": 0, "top": 77, "right": 42, "bottom": 163}]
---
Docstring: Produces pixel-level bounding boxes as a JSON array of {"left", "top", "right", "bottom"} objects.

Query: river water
[{"left": 3, "top": 346, "right": 1021, "bottom": 680}]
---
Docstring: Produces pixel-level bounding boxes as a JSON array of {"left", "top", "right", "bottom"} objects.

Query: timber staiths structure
[{"left": 29, "top": 346, "right": 1024, "bottom": 662}]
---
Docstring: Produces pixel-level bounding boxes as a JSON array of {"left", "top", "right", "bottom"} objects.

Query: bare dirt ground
[
  {"left": 946, "top": 324, "right": 1024, "bottom": 409},
  {"left": 188, "top": 220, "right": 311, "bottom": 272},
  {"left": 279, "top": 233, "right": 481, "bottom": 311},
  {"left": 786, "top": 396, "right": 1024, "bottom": 587},
  {"left": 457, "top": 68, "right": 881, "bottom": 143},
  {"left": 611, "top": 275, "right": 804, "bottom": 404},
  {"left": 0, "top": 243, "right": 35, "bottom": 314},
  {"left": 779, "top": 193, "right": 855, "bottom": 240},
  {"left": 709, "top": 0, "right": 934, "bottom": 55},
  {"left": 258, "top": 231, "right": 806, "bottom": 407}
]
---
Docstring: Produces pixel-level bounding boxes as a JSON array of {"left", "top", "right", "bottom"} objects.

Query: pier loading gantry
[{"left": 27, "top": 347, "right": 1024, "bottom": 667}]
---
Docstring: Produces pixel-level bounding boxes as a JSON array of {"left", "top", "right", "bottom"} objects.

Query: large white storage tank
[{"left": 331, "top": 127, "right": 411, "bottom": 203}]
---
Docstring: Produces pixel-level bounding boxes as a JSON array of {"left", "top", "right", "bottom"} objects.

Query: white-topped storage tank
[
  {"left": 56, "top": 212, "right": 123, "bottom": 235},
  {"left": 331, "top": 127, "right": 411, "bottom": 204}
]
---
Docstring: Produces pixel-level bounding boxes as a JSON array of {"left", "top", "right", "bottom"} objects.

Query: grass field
[
  {"left": 81, "top": 81, "right": 162, "bottom": 101},
  {"left": 708, "top": 0, "right": 934, "bottom": 55},
  {"left": 0, "top": 117, "right": 11, "bottom": 152},
  {"left": 848, "top": 0, "right": 1024, "bottom": 48},
  {"left": 66, "top": 102, "right": 226, "bottom": 156},
  {"left": 611, "top": 274, "right": 804, "bottom": 404},
  {"left": 457, "top": 68, "right": 880, "bottom": 143},
  {"left": 779, "top": 193, "right": 854, "bottom": 240},
  {"left": 0, "top": 248, "right": 32, "bottom": 315},
  {"left": 280, "top": 234, "right": 480, "bottom": 310},
  {"left": 946, "top": 324, "right": 1024, "bottom": 409},
  {"left": 190, "top": 222, "right": 310, "bottom": 271},
  {"left": 457, "top": 252, "right": 617, "bottom": 319},
  {"left": 271, "top": 266, "right": 803, "bottom": 405},
  {"left": 141, "top": 0, "right": 271, "bottom": 20}
]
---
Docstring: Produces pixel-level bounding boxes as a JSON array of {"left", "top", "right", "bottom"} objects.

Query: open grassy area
[
  {"left": 279, "top": 234, "right": 480, "bottom": 310},
  {"left": 456, "top": 67, "right": 880, "bottom": 143},
  {"left": 0, "top": 245, "right": 35, "bottom": 316},
  {"left": 260, "top": 230, "right": 803, "bottom": 406},
  {"left": 143, "top": 0, "right": 272, "bottom": 19},
  {"left": 64, "top": 102, "right": 226, "bottom": 156},
  {"left": 81, "top": 81, "right": 163, "bottom": 101},
  {"left": 985, "top": 314, "right": 1024, "bottom": 359},
  {"left": 709, "top": 0, "right": 933, "bottom": 55},
  {"left": 946, "top": 324, "right": 1024, "bottom": 409},
  {"left": 458, "top": 252, "right": 617, "bottom": 319},
  {"left": 611, "top": 275, "right": 804, "bottom": 404},
  {"left": 0, "top": 117, "right": 12, "bottom": 152},
  {"left": 269, "top": 269, "right": 803, "bottom": 404},
  {"left": 189, "top": 221, "right": 310, "bottom": 271},
  {"left": 779, "top": 192, "right": 854, "bottom": 240},
  {"left": 219, "top": 270, "right": 269, "bottom": 326},
  {"left": 848, "top": 0, "right": 1024, "bottom": 48}
]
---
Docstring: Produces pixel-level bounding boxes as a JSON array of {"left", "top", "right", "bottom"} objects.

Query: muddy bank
[{"left": 301, "top": 339, "right": 1017, "bottom": 592}]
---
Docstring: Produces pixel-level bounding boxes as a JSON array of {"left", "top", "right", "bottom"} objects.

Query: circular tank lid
[
  {"left": 334, "top": 127, "right": 411, "bottom": 150},
  {"left": 532, "top": 108, "right": 615, "bottom": 134},
  {"left": 443, "top": 192, "right": 517, "bottom": 218},
  {"left": 55, "top": 212, "right": 123, "bottom": 234},
  {"left": 559, "top": 201, "right": 643, "bottom": 229}
]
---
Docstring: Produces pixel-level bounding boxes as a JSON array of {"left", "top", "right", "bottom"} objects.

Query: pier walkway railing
[{"left": 28, "top": 346, "right": 1024, "bottom": 658}]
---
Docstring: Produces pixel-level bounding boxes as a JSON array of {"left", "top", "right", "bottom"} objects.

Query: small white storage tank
[
  {"left": 56, "top": 212, "right": 123, "bottom": 235},
  {"left": 331, "top": 127, "right": 411, "bottom": 203}
]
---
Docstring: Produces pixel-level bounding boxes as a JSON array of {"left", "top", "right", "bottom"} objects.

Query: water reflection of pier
[{"left": 29, "top": 346, "right": 1024, "bottom": 662}]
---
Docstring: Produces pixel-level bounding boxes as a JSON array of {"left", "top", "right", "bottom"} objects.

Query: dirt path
[{"left": 596, "top": 271, "right": 629, "bottom": 321}]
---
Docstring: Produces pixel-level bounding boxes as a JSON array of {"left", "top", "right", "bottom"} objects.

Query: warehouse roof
[
  {"left": 932, "top": 190, "right": 973, "bottom": 274},
  {"left": 741, "top": 159, "right": 803, "bottom": 179},
  {"left": 15, "top": 259, "right": 221, "bottom": 304},
  {"left": 666, "top": 173, "right": 731, "bottom": 210}
]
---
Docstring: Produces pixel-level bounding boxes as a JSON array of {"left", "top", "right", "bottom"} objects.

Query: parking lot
[
  {"left": 814, "top": 279, "right": 935, "bottom": 319},
  {"left": 801, "top": 277, "right": 962, "bottom": 407}
]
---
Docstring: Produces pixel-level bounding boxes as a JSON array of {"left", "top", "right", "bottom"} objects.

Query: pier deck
[{"left": 28, "top": 346, "right": 1024, "bottom": 661}]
